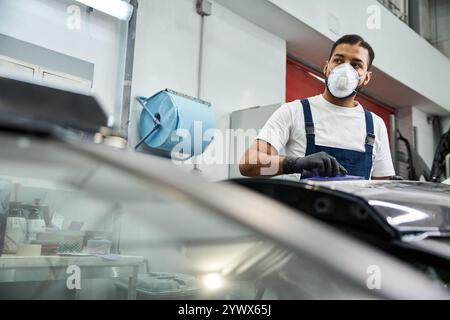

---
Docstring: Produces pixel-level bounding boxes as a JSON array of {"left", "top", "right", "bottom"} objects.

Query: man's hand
[{"left": 283, "top": 151, "right": 348, "bottom": 177}]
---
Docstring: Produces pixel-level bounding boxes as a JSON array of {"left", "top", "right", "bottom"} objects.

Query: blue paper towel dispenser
[{"left": 136, "top": 89, "right": 215, "bottom": 159}]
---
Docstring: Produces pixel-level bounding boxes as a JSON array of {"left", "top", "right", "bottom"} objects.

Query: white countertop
[{"left": 0, "top": 254, "right": 144, "bottom": 269}]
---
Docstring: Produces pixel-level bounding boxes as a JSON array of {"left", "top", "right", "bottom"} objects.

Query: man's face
[{"left": 324, "top": 43, "right": 372, "bottom": 88}]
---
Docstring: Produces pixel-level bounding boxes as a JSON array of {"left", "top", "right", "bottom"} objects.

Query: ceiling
[{"left": 215, "top": 0, "right": 449, "bottom": 116}]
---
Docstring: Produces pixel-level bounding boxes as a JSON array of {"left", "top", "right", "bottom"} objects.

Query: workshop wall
[
  {"left": 265, "top": 0, "right": 450, "bottom": 115},
  {"left": 396, "top": 106, "right": 414, "bottom": 147},
  {"left": 416, "top": 0, "right": 450, "bottom": 59},
  {"left": 0, "top": 0, "right": 127, "bottom": 121},
  {"left": 128, "top": 0, "right": 286, "bottom": 180},
  {"left": 434, "top": 0, "right": 450, "bottom": 59},
  {"left": 443, "top": 117, "right": 450, "bottom": 135},
  {"left": 412, "top": 106, "right": 436, "bottom": 168},
  {"left": 0, "top": 0, "right": 286, "bottom": 182}
]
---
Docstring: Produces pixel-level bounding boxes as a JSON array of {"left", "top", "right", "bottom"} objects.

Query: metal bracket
[
  {"left": 366, "top": 133, "right": 376, "bottom": 147},
  {"left": 134, "top": 96, "right": 161, "bottom": 150},
  {"left": 305, "top": 123, "right": 315, "bottom": 135},
  {"left": 196, "top": 0, "right": 212, "bottom": 16}
]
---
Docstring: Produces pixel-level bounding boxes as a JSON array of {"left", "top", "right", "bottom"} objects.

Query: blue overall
[{"left": 300, "top": 99, "right": 375, "bottom": 180}]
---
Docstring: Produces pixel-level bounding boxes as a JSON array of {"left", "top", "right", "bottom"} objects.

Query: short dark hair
[{"left": 329, "top": 34, "right": 375, "bottom": 69}]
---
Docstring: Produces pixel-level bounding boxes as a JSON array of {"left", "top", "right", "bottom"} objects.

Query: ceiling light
[
  {"left": 75, "top": 0, "right": 134, "bottom": 21},
  {"left": 202, "top": 273, "right": 223, "bottom": 290}
]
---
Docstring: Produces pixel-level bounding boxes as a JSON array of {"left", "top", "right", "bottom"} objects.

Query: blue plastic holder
[
  {"left": 135, "top": 96, "right": 161, "bottom": 150},
  {"left": 136, "top": 89, "right": 215, "bottom": 158}
]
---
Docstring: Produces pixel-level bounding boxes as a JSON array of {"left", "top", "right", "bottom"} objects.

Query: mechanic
[{"left": 239, "top": 34, "right": 395, "bottom": 180}]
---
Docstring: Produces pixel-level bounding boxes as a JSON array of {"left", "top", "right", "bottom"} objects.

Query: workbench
[{"left": 0, "top": 254, "right": 144, "bottom": 299}]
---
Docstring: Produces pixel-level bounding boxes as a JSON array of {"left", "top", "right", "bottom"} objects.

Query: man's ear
[
  {"left": 323, "top": 61, "right": 329, "bottom": 77},
  {"left": 363, "top": 71, "right": 372, "bottom": 86}
]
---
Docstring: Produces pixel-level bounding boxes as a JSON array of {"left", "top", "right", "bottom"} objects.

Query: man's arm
[
  {"left": 239, "top": 139, "right": 285, "bottom": 177},
  {"left": 240, "top": 139, "right": 347, "bottom": 178}
]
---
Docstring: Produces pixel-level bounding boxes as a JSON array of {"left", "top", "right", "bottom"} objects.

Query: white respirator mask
[{"left": 326, "top": 63, "right": 365, "bottom": 99}]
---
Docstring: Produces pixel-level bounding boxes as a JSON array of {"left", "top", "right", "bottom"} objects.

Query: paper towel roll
[{"left": 138, "top": 89, "right": 215, "bottom": 157}]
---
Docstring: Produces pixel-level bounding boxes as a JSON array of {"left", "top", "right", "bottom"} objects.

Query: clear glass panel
[
  {"left": 0, "top": 133, "right": 369, "bottom": 299},
  {"left": 314, "top": 181, "right": 450, "bottom": 233}
]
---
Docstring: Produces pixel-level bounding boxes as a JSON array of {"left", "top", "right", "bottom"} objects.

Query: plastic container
[
  {"left": 4, "top": 203, "right": 27, "bottom": 254},
  {"left": 37, "top": 230, "right": 85, "bottom": 254},
  {"left": 27, "top": 206, "right": 46, "bottom": 243},
  {"left": 85, "top": 239, "right": 112, "bottom": 255},
  {"left": 115, "top": 272, "right": 202, "bottom": 300}
]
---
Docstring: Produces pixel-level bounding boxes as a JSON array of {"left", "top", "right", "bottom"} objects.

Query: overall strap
[
  {"left": 364, "top": 109, "right": 375, "bottom": 179},
  {"left": 300, "top": 99, "right": 316, "bottom": 155}
]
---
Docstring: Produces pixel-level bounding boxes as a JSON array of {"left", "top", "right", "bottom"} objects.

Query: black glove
[{"left": 283, "top": 151, "right": 348, "bottom": 177}]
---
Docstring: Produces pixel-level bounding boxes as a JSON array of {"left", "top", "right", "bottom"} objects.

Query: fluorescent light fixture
[
  {"left": 76, "top": 0, "right": 134, "bottom": 21},
  {"left": 308, "top": 72, "right": 325, "bottom": 83}
]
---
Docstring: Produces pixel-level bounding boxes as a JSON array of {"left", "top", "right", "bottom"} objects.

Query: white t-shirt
[{"left": 257, "top": 94, "right": 395, "bottom": 178}]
